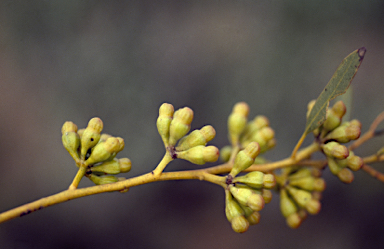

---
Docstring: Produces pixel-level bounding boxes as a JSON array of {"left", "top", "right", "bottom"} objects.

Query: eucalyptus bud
[
  {"left": 85, "top": 137, "right": 120, "bottom": 166},
  {"left": 80, "top": 117, "right": 104, "bottom": 159},
  {"left": 228, "top": 102, "right": 249, "bottom": 145},
  {"left": 156, "top": 103, "right": 174, "bottom": 147},
  {"left": 176, "top": 125, "right": 216, "bottom": 151},
  {"left": 176, "top": 145, "right": 219, "bottom": 165},
  {"left": 91, "top": 158, "right": 132, "bottom": 174},
  {"left": 61, "top": 121, "right": 80, "bottom": 162},
  {"left": 229, "top": 142, "right": 260, "bottom": 177},
  {"left": 168, "top": 107, "right": 194, "bottom": 146}
]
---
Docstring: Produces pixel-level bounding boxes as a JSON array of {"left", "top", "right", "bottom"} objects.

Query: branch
[{"left": 349, "top": 111, "right": 384, "bottom": 151}]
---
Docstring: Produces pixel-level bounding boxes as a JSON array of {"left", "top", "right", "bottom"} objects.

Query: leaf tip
[{"left": 358, "top": 47, "right": 366, "bottom": 61}]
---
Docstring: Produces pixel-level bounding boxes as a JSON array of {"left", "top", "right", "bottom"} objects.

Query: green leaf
[
  {"left": 305, "top": 47, "right": 366, "bottom": 135},
  {"left": 291, "top": 47, "right": 366, "bottom": 159}
]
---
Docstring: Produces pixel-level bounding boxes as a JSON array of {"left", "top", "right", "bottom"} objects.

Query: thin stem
[
  {"left": 291, "top": 132, "right": 307, "bottom": 159},
  {"left": 68, "top": 165, "right": 87, "bottom": 190},
  {"left": 207, "top": 142, "right": 321, "bottom": 174},
  {"left": 0, "top": 142, "right": 320, "bottom": 224},
  {"left": 349, "top": 111, "right": 384, "bottom": 151},
  {"left": 152, "top": 152, "right": 173, "bottom": 176},
  {"left": 0, "top": 169, "right": 225, "bottom": 224},
  {"left": 361, "top": 164, "right": 384, "bottom": 183}
]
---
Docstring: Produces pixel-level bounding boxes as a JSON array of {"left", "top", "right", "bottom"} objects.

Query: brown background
[{"left": 1, "top": 1, "right": 384, "bottom": 248}]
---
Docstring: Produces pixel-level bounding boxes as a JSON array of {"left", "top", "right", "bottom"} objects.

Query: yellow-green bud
[
  {"left": 288, "top": 168, "right": 312, "bottom": 180},
  {"left": 225, "top": 190, "right": 244, "bottom": 222},
  {"left": 261, "top": 189, "right": 273, "bottom": 204},
  {"left": 322, "top": 141, "right": 349, "bottom": 159},
  {"left": 322, "top": 101, "right": 346, "bottom": 131},
  {"left": 350, "top": 119, "right": 362, "bottom": 129},
  {"left": 232, "top": 171, "right": 264, "bottom": 189},
  {"left": 88, "top": 174, "right": 121, "bottom": 185},
  {"left": 246, "top": 211, "right": 260, "bottom": 225},
  {"left": 263, "top": 174, "right": 276, "bottom": 189},
  {"left": 229, "top": 142, "right": 260, "bottom": 177},
  {"left": 77, "top": 128, "right": 85, "bottom": 138},
  {"left": 220, "top": 145, "right": 232, "bottom": 162},
  {"left": 305, "top": 199, "right": 321, "bottom": 215},
  {"left": 231, "top": 215, "right": 249, "bottom": 233},
  {"left": 286, "top": 186, "right": 312, "bottom": 208},
  {"left": 289, "top": 176, "right": 326, "bottom": 192},
  {"left": 286, "top": 212, "right": 306, "bottom": 229},
  {"left": 247, "top": 127, "right": 275, "bottom": 151},
  {"left": 347, "top": 154, "right": 363, "bottom": 171},
  {"left": 324, "top": 123, "right": 361, "bottom": 143},
  {"left": 228, "top": 102, "right": 249, "bottom": 145},
  {"left": 241, "top": 115, "right": 269, "bottom": 142},
  {"left": 85, "top": 137, "right": 120, "bottom": 166},
  {"left": 168, "top": 107, "right": 194, "bottom": 146},
  {"left": 91, "top": 158, "right": 132, "bottom": 174},
  {"left": 176, "top": 125, "right": 216, "bottom": 151},
  {"left": 229, "top": 185, "right": 265, "bottom": 211},
  {"left": 80, "top": 117, "right": 103, "bottom": 159},
  {"left": 337, "top": 168, "right": 354, "bottom": 183},
  {"left": 327, "top": 157, "right": 344, "bottom": 175},
  {"left": 280, "top": 189, "right": 297, "bottom": 218},
  {"left": 156, "top": 103, "right": 174, "bottom": 147},
  {"left": 176, "top": 145, "right": 219, "bottom": 165},
  {"left": 61, "top": 121, "right": 80, "bottom": 162},
  {"left": 98, "top": 133, "right": 112, "bottom": 144}
]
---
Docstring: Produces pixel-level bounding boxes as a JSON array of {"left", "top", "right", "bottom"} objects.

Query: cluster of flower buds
[
  {"left": 307, "top": 100, "right": 363, "bottom": 183},
  {"left": 224, "top": 143, "right": 276, "bottom": 233},
  {"left": 221, "top": 102, "right": 275, "bottom": 162},
  {"left": 61, "top": 118, "right": 131, "bottom": 185},
  {"left": 156, "top": 103, "right": 219, "bottom": 165},
  {"left": 277, "top": 167, "right": 326, "bottom": 228}
]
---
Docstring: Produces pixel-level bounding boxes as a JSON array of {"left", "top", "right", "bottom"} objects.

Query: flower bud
[
  {"left": 305, "top": 199, "right": 321, "bottom": 215},
  {"left": 241, "top": 115, "right": 269, "bottom": 142},
  {"left": 168, "top": 107, "right": 194, "bottom": 146},
  {"left": 229, "top": 142, "right": 260, "bottom": 177},
  {"left": 322, "top": 141, "right": 349, "bottom": 159},
  {"left": 327, "top": 157, "right": 344, "bottom": 175},
  {"left": 280, "top": 189, "right": 297, "bottom": 218},
  {"left": 337, "top": 168, "right": 354, "bottom": 183},
  {"left": 229, "top": 185, "right": 265, "bottom": 211},
  {"left": 246, "top": 211, "right": 261, "bottom": 225},
  {"left": 286, "top": 186, "right": 312, "bottom": 208},
  {"left": 324, "top": 122, "right": 361, "bottom": 143},
  {"left": 261, "top": 189, "right": 273, "bottom": 204},
  {"left": 176, "top": 125, "right": 216, "bottom": 151},
  {"left": 225, "top": 190, "right": 244, "bottom": 222},
  {"left": 231, "top": 215, "right": 249, "bottom": 233},
  {"left": 80, "top": 117, "right": 103, "bottom": 159},
  {"left": 232, "top": 171, "right": 264, "bottom": 189},
  {"left": 263, "top": 174, "right": 276, "bottom": 189},
  {"left": 88, "top": 174, "right": 121, "bottom": 185},
  {"left": 322, "top": 101, "right": 346, "bottom": 131},
  {"left": 288, "top": 168, "right": 312, "bottom": 180},
  {"left": 246, "top": 127, "right": 275, "bottom": 152},
  {"left": 228, "top": 102, "right": 249, "bottom": 145},
  {"left": 98, "top": 133, "right": 112, "bottom": 144},
  {"left": 286, "top": 211, "right": 306, "bottom": 229},
  {"left": 347, "top": 154, "right": 363, "bottom": 171},
  {"left": 156, "top": 103, "right": 174, "bottom": 147},
  {"left": 91, "top": 158, "right": 132, "bottom": 174},
  {"left": 220, "top": 145, "right": 232, "bottom": 162},
  {"left": 176, "top": 145, "right": 219, "bottom": 165},
  {"left": 85, "top": 137, "right": 120, "bottom": 166},
  {"left": 61, "top": 121, "right": 80, "bottom": 162}
]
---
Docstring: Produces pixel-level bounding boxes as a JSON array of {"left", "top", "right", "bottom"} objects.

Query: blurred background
[{"left": 1, "top": 1, "right": 384, "bottom": 248}]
